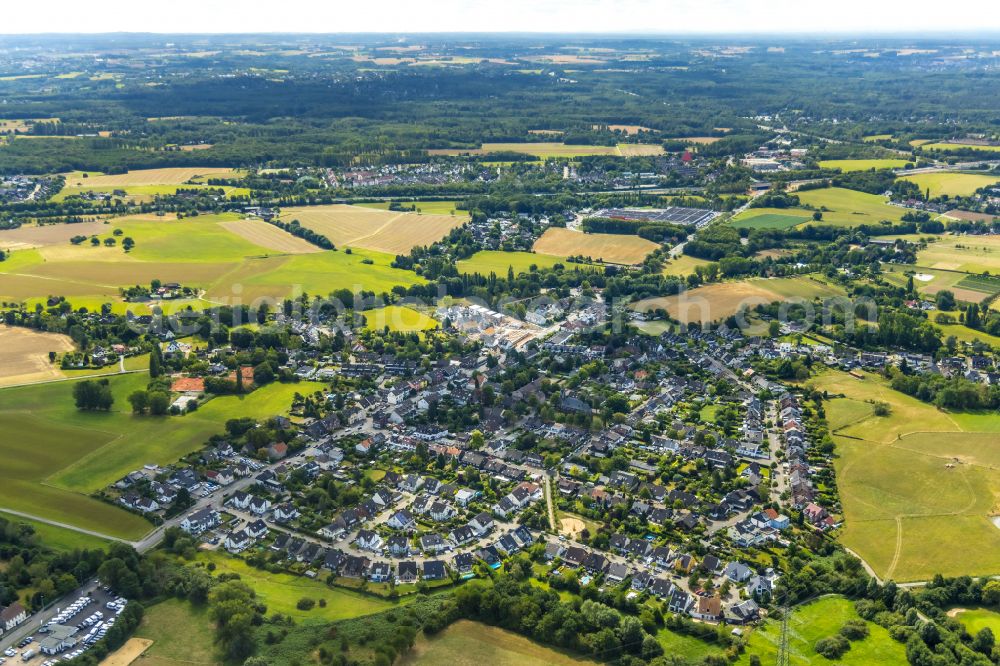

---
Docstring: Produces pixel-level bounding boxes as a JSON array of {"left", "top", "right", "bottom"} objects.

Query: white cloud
[{"left": 2, "top": 0, "right": 999, "bottom": 34}]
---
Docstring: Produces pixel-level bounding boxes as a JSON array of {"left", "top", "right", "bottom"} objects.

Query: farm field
[
  {"left": 203, "top": 249, "right": 425, "bottom": 303},
  {"left": 0, "top": 220, "right": 108, "bottom": 251},
  {"left": 819, "top": 158, "right": 912, "bottom": 171},
  {"left": 427, "top": 142, "right": 663, "bottom": 158},
  {"left": 632, "top": 275, "right": 844, "bottom": 324},
  {"left": 218, "top": 218, "right": 321, "bottom": 254},
  {"left": 53, "top": 183, "right": 249, "bottom": 204},
  {"left": 921, "top": 142, "right": 1000, "bottom": 154},
  {"left": 457, "top": 250, "right": 569, "bottom": 276},
  {"left": 398, "top": 619, "right": 598, "bottom": 666},
  {"left": 355, "top": 200, "right": 467, "bottom": 216},
  {"left": 361, "top": 305, "right": 438, "bottom": 332},
  {"left": 913, "top": 234, "right": 1000, "bottom": 274},
  {"left": 660, "top": 254, "right": 712, "bottom": 277},
  {"left": 533, "top": 227, "right": 658, "bottom": 265},
  {"left": 0, "top": 325, "right": 75, "bottom": 386},
  {"left": 730, "top": 207, "right": 813, "bottom": 230},
  {"left": 795, "top": 187, "right": 906, "bottom": 227},
  {"left": 899, "top": 172, "right": 1000, "bottom": 198},
  {"left": 0, "top": 510, "right": 110, "bottom": 552},
  {"left": 282, "top": 204, "right": 465, "bottom": 254},
  {"left": 863, "top": 134, "right": 894, "bottom": 142},
  {"left": 738, "top": 596, "right": 906, "bottom": 665},
  {"left": 807, "top": 369, "right": 1000, "bottom": 581},
  {"left": 134, "top": 599, "right": 219, "bottom": 666},
  {"left": 0, "top": 214, "right": 426, "bottom": 310},
  {"left": 61, "top": 167, "right": 237, "bottom": 188},
  {"left": 196, "top": 551, "right": 403, "bottom": 623},
  {"left": 0, "top": 373, "right": 322, "bottom": 537}
]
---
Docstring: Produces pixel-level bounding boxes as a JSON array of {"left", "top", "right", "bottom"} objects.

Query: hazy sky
[{"left": 2, "top": 0, "right": 999, "bottom": 34}]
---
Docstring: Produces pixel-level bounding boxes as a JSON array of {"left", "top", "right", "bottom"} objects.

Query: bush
[
  {"left": 840, "top": 619, "right": 870, "bottom": 641},
  {"left": 814, "top": 634, "right": 850, "bottom": 659},
  {"left": 296, "top": 597, "right": 316, "bottom": 611}
]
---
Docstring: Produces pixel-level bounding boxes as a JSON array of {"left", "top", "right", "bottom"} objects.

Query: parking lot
[{"left": 2, "top": 587, "right": 125, "bottom": 665}]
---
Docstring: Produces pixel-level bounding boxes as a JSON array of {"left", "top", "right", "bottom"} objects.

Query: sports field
[
  {"left": 730, "top": 208, "right": 813, "bottom": 230},
  {"left": 795, "top": 187, "right": 906, "bottom": 227},
  {"left": 809, "top": 369, "right": 1000, "bottom": 581},
  {"left": 738, "top": 596, "right": 906, "bottom": 665},
  {"left": 283, "top": 204, "right": 465, "bottom": 254},
  {"left": 0, "top": 325, "right": 75, "bottom": 386},
  {"left": 457, "top": 250, "right": 569, "bottom": 276},
  {"left": 949, "top": 608, "right": 1000, "bottom": 637},
  {"left": 633, "top": 275, "right": 844, "bottom": 323},
  {"left": 533, "top": 227, "right": 658, "bottom": 265},
  {"left": 920, "top": 142, "right": 1000, "bottom": 154},
  {"left": 399, "top": 620, "right": 598, "bottom": 666},
  {"left": 0, "top": 373, "right": 323, "bottom": 539},
  {"left": 819, "top": 158, "right": 912, "bottom": 171},
  {"left": 427, "top": 142, "right": 663, "bottom": 158},
  {"left": 899, "top": 172, "right": 1000, "bottom": 198}
]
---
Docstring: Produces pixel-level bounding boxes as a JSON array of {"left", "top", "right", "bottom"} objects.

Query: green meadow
[
  {"left": 739, "top": 596, "right": 907, "bottom": 665},
  {"left": 0, "top": 214, "right": 425, "bottom": 311},
  {"left": 899, "top": 172, "right": 1000, "bottom": 198},
  {"left": 457, "top": 250, "right": 572, "bottom": 276},
  {"left": 818, "top": 158, "right": 912, "bottom": 171},
  {"left": 361, "top": 305, "right": 438, "bottom": 332},
  {"left": 796, "top": 188, "right": 906, "bottom": 227},
  {"left": 197, "top": 551, "right": 406, "bottom": 623},
  {"left": 730, "top": 208, "right": 813, "bottom": 229},
  {"left": 355, "top": 200, "right": 468, "bottom": 216},
  {"left": 0, "top": 372, "right": 323, "bottom": 539},
  {"left": 807, "top": 369, "right": 1000, "bottom": 581}
]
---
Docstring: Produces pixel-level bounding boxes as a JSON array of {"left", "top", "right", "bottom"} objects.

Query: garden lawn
[{"left": 738, "top": 595, "right": 907, "bottom": 665}]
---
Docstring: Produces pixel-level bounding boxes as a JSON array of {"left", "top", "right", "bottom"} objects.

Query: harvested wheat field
[
  {"left": 284, "top": 205, "right": 465, "bottom": 254},
  {"left": 0, "top": 325, "right": 75, "bottom": 386},
  {"left": 533, "top": 227, "right": 658, "bottom": 265},
  {"left": 633, "top": 276, "right": 844, "bottom": 324},
  {"left": 219, "top": 219, "right": 321, "bottom": 254},
  {"left": 99, "top": 638, "right": 154, "bottom": 666},
  {"left": 63, "top": 167, "right": 236, "bottom": 188},
  {"left": 0, "top": 221, "right": 108, "bottom": 251}
]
